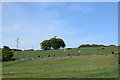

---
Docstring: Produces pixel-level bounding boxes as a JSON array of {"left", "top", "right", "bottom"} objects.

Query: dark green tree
[
  {"left": 78, "top": 44, "right": 106, "bottom": 48},
  {"left": 50, "top": 38, "right": 66, "bottom": 49},
  {"left": 40, "top": 37, "right": 66, "bottom": 50},
  {"left": 40, "top": 40, "right": 51, "bottom": 50},
  {"left": 2, "top": 46, "right": 14, "bottom": 60},
  {"left": 108, "top": 45, "right": 116, "bottom": 47}
]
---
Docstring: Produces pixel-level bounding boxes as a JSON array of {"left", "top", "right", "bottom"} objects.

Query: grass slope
[
  {"left": 13, "top": 47, "right": 118, "bottom": 59},
  {"left": 0, "top": 49, "right": 1, "bottom": 79},
  {"left": 3, "top": 55, "right": 118, "bottom": 78}
]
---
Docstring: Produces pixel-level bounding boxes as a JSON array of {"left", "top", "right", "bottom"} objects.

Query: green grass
[
  {"left": 13, "top": 47, "right": 118, "bottom": 59},
  {"left": 2, "top": 47, "right": 118, "bottom": 78},
  {"left": 0, "top": 49, "right": 1, "bottom": 79},
  {"left": 2, "top": 55, "right": 118, "bottom": 78}
]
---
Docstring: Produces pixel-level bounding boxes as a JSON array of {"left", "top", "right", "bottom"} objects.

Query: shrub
[
  {"left": 2, "top": 46, "right": 14, "bottom": 61},
  {"left": 48, "top": 55, "right": 51, "bottom": 57},
  {"left": 67, "top": 48, "right": 72, "bottom": 49},
  {"left": 68, "top": 54, "right": 70, "bottom": 56}
]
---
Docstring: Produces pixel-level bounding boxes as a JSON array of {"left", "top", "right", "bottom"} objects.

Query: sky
[{"left": 2, "top": 2, "right": 118, "bottom": 50}]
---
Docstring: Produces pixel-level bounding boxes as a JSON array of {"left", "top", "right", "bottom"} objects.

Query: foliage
[
  {"left": 50, "top": 38, "right": 66, "bottom": 49},
  {"left": 2, "top": 46, "right": 14, "bottom": 60},
  {"left": 40, "top": 37, "right": 66, "bottom": 50},
  {"left": 78, "top": 44, "right": 118, "bottom": 48},
  {"left": 11, "top": 49, "right": 22, "bottom": 51},
  {"left": 108, "top": 45, "right": 116, "bottom": 47},
  {"left": 78, "top": 44, "right": 107, "bottom": 48},
  {"left": 66, "top": 48, "right": 72, "bottom": 49},
  {"left": 40, "top": 40, "right": 51, "bottom": 50},
  {"left": 112, "top": 51, "right": 120, "bottom": 54},
  {"left": 24, "top": 49, "right": 34, "bottom": 51}
]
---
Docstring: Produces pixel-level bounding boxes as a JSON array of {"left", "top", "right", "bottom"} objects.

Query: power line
[
  {"left": 33, "top": 45, "right": 34, "bottom": 50},
  {"left": 16, "top": 38, "right": 19, "bottom": 51}
]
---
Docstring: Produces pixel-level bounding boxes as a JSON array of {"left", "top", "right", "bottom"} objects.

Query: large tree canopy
[
  {"left": 50, "top": 38, "right": 66, "bottom": 49},
  {"left": 40, "top": 40, "right": 51, "bottom": 50},
  {"left": 40, "top": 37, "right": 66, "bottom": 50},
  {"left": 2, "top": 46, "right": 14, "bottom": 60}
]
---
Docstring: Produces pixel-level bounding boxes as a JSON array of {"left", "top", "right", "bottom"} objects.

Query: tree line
[
  {"left": 78, "top": 44, "right": 117, "bottom": 48},
  {"left": 1, "top": 36, "right": 118, "bottom": 61}
]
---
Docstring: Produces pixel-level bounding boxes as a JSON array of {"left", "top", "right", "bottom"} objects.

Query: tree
[
  {"left": 40, "top": 37, "right": 66, "bottom": 50},
  {"left": 50, "top": 38, "right": 66, "bottom": 49},
  {"left": 2, "top": 46, "right": 14, "bottom": 61},
  {"left": 40, "top": 40, "right": 51, "bottom": 50},
  {"left": 78, "top": 44, "right": 106, "bottom": 48},
  {"left": 108, "top": 45, "right": 116, "bottom": 47}
]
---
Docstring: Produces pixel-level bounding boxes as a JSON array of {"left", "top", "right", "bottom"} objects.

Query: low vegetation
[
  {"left": 2, "top": 42, "right": 119, "bottom": 78},
  {"left": 2, "top": 46, "right": 14, "bottom": 61},
  {"left": 2, "top": 55, "right": 118, "bottom": 78},
  {"left": 78, "top": 44, "right": 117, "bottom": 48}
]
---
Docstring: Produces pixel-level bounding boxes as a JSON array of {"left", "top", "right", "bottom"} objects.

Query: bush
[
  {"left": 48, "top": 55, "right": 51, "bottom": 57},
  {"left": 2, "top": 46, "right": 14, "bottom": 61},
  {"left": 67, "top": 48, "right": 72, "bottom": 49},
  {"left": 11, "top": 49, "right": 22, "bottom": 51},
  {"left": 78, "top": 44, "right": 106, "bottom": 48},
  {"left": 68, "top": 54, "right": 70, "bottom": 56},
  {"left": 24, "top": 49, "right": 34, "bottom": 51}
]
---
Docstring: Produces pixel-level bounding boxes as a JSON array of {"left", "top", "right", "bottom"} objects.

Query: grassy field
[
  {"left": 13, "top": 47, "right": 118, "bottom": 59},
  {"left": 2, "top": 55, "right": 118, "bottom": 78},
  {"left": 2, "top": 47, "right": 119, "bottom": 78},
  {"left": 0, "top": 49, "right": 1, "bottom": 79}
]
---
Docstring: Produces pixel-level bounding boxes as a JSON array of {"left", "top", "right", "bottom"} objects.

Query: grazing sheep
[
  {"left": 48, "top": 55, "right": 51, "bottom": 57},
  {"left": 68, "top": 54, "right": 70, "bottom": 56},
  {"left": 64, "top": 49, "right": 66, "bottom": 51},
  {"left": 84, "top": 53, "right": 86, "bottom": 55},
  {"left": 97, "top": 48, "right": 105, "bottom": 51},
  {"left": 112, "top": 52, "right": 114, "bottom": 54},
  {"left": 38, "top": 56, "right": 40, "bottom": 58},
  {"left": 97, "top": 49, "right": 100, "bottom": 51},
  {"left": 101, "top": 48, "right": 105, "bottom": 50}
]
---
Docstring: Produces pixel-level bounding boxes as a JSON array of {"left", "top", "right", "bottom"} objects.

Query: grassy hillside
[
  {"left": 2, "top": 55, "right": 118, "bottom": 78},
  {"left": 13, "top": 47, "right": 118, "bottom": 59},
  {"left": 0, "top": 49, "right": 1, "bottom": 79},
  {"left": 0, "top": 49, "right": 1, "bottom": 59},
  {"left": 2, "top": 47, "right": 118, "bottom": 78}
]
